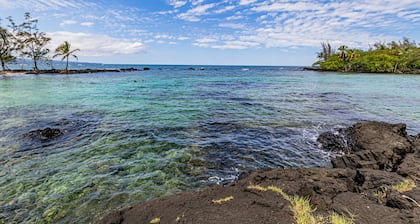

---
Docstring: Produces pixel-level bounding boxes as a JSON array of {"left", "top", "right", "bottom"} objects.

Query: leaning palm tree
[{"left": 53, "top": 41, "right": 80, "bottom": 72}]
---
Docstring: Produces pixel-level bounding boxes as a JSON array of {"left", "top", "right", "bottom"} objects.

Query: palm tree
[
  {"left": 337, "top": 45, "right": 348, "bottom": 60},
  {"left": 53, "top": 41, "right": 80, "bottom": 72},
  {"left": 317, "top": 42, "right": 334, "bottom": 62}
]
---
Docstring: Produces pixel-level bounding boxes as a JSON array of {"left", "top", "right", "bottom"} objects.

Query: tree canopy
[
  {"left": 1, "top": 12, "right": 80, "bottom": 72},
  {"left": 313, "top": 38, "right": 420, "bottom": 74},
  {"left": 0, "top": 24, "right": 16, "bottom": 71}
]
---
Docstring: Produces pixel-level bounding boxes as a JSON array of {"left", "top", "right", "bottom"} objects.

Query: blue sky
[{"left": 0, "top": 0, "right": 419, "bottom": 66}]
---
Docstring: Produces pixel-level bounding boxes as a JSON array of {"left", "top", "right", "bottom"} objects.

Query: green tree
[
  {"left": 337, "top": 45, "right": 348, "bottom": 60},
  {"left": 9, "top": 13, "right": 51, "bottom": 71},
  {"left": 0, "top": 25, "right": 16, "bottom": 71},
  {"left": 314, "top": 38, "right": 420, "bottom": 74},
  {"left": 53, "top": 41, "right": 80, "bottom": 72},
  {"left": 320, "top": 55, "right": 345, "bottom": 71}
]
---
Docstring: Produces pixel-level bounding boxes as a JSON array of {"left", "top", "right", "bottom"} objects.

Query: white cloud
[
  {"left": 60, "top": 20, "right": 77, "bottom": 27},
  {"left": 80, "top": 22, "right": 94, "bottom": 27},
  {"left": 219, "top": 23, "right": 245, "bottom": 29},
  {"left": 177, "top": 3, "right": 217, "bottom": 21},
  {"left": 3, "top": 0, "right": 419, "bottom": 55},
  {"left": 178, "top": 36, "right": 190, "bottom": 40},
  {"left": 48, "top": 31, "right": 144, "bottom": 56},
  {"left": 239, "top": 0, "right": 258, "bottom": 6},
  {"left": 191, "top": 0, "right": 204, "bottom": 6},
  {"left": 155, "top": 34, "right": 175, "bottom": 39},
  {"left": 193, "top": 43, "right": 210, "bottom": 48},
  {"left": 0, "top": 0, "right": 13, "bottom": 8},
  {"left": 212, "top": 40, "right": 260, "bottom": 49},
  {"left": 251, "top": 2, "right": 322, "bottom": 12},
  {"left": 167, "top": 0, "right": 187, "bottom": 8},
  {"left": 214, "top": 5, "right": 235, "bottom": 14},
  {"left": 227, "top": 15, "right": 243, "bottom": 20},
  {"left": 196, "top": 38, "right": 218, "bottom": 43},
  {"left": 1, "top": 0, "right": 96, "bottom": 10}
]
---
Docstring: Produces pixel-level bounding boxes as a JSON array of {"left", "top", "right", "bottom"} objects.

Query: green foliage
[
  {"left": 359, "top": 53, "right": 396, "bottom": 73},
  {"left": 53, "top": 41, "right": 80, "bottom": 72},
  {"left": 8, "top": 12, "right": 51, "bottom": 71},
  {"left": 314, "top": 38, "right": 420, "bottom": 74},
  {"left": 0, "top": 26, "right": 16, "bottom": 71},
  {"left": 320, "top": 55, "right": 345, "bottom": 71}
]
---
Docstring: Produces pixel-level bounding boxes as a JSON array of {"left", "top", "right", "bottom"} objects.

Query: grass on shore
[
  {"left": 374, "top": 178, "right": 417, "bottom": 200},
  {"left": 247, "top": 185, "right": 355, "bottom": 224},
  {"left": 392, "top": 179, "right": 416, "bottom": 193},
  {"left": 150, "top": 217, "right": 161, "bottom": 223},
  {"left": 212, "top": 196, "right": 234, "bottom": 204}
]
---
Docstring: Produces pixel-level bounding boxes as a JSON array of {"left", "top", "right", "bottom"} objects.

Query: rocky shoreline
[
  {"left": 97, "top": 121, "right": 419, "bottom": 224},
  {"left": 0, "top": 68, "right": 147, "bottom": 75},
  {"left": 301, "top": 67, "right": 420, "bottom": 74}
]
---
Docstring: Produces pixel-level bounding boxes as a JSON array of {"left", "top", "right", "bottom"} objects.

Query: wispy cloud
[
  {"left": 178, "top": 36, "right": 190, "bottom": 41},
  {"left": 212, "top": 40, "right": 260, "bottom": 49},
  {"left": 60, "top": 20, "right": 77, "bottom": 27},
  {"left": 195, "top": 37, "right": 218, "bottom": 43},
  {"left": 177, "top": 3, "right": 217, "bottom": 21},
  {"left": 0, "top": 0, "right": 13, "bottom": 8},
  {"left": 214, "top": 5, "right": 235, "bottom": 14},
  {"left": 48, "top": 31, "right": 144, "bottom": 56},
  {"left": 80, "top": 22, "right": 94, "bottom": 27},
  {"left": 238, "top": 0, "right": 258, "bottom": 6},
  {"left": 2, "top": 0, "right": 96, "bottom": 10},
  {"left": 187, "top": 0, "right": 420, "bottom": 50},
  {"left": 167, "top": 0, "right": 187, "bottom": 8},
  {"left": 251, "top": 2, "right": 322, "bottom": 12},
  {"left": 219, "top": 23, "right": 245, "bottom": 29},
  {"left": 2, "top": 0, "right": 419, "bottom": 64}
]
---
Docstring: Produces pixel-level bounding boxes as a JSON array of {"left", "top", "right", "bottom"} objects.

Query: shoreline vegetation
[
  {"left": 98, "top": 121, "right": 420, "bottom": 224},
  {"left": 312, "top": 38, "right": 420, "bottom": 74},
  {"left": 1, "top": 12, "right": 83, "bottom": 73}
]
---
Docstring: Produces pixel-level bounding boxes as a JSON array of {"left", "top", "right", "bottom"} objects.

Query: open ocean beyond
[{"left": 1, "top": 65, "right": 420, "bottom": 223}]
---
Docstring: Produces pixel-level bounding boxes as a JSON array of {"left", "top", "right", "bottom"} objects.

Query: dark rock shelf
[{"left": 98, "top": 121, "right": 420, "bottom": 224}]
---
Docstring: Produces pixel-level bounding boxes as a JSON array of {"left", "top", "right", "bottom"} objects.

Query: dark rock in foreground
[
  {"left": 318, "top": 121, "right": 418, "bottom": 178},
  {"left": 98, "top": 121, "right": 420, "bottom": 224}
]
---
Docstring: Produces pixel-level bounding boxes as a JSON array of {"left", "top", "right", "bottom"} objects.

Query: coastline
[
  {"left": 0, "top": 68, "right": 145, "bottom": 75},
  {"left": 302, "top": 67, "right": 420, "bottom": 74},
  {"left": 97, "top": 121, "right": 420, "bottom": 224},
  {"left": 302, "top": 67, "right": 420, "bottom": 75}
]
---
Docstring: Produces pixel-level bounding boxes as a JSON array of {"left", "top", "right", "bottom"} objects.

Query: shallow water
[{"left": 1, "top": 66, "right": 420, "bottom": 223}]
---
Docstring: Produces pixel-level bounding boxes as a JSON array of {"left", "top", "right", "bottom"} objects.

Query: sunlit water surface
[{"left": 1, "top": 65, "right": 420, "bottom": 223}]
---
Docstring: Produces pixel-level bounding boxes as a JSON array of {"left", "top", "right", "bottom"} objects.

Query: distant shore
[
  {"left": 0, "top": 67, "right": 148, "bottom": 75},
  {"left": 302, "top": 67, "right": 420, "bottom": 74}
]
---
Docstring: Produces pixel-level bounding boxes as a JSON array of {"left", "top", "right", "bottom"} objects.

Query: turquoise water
[{"left": 1, "top": 66, "right": 420, "bottom": 223}]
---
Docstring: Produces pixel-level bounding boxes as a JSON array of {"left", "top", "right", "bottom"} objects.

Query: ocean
[{"left": 1, "top": 65, "right": 420, "bottom": 223}]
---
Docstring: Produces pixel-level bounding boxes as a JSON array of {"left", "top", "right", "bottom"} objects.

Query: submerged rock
[{"left": 24, "top": 127, "right": 63, "bottom": 141}]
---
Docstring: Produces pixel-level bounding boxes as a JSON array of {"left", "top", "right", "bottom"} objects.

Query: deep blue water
[{"left": 1, "top": 65, "right": 420, "bottom": 223}]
